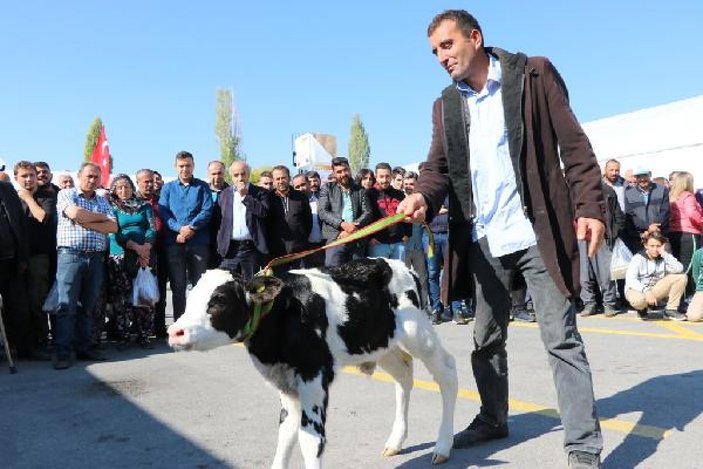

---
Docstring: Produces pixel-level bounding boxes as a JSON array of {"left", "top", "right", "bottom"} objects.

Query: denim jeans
[
  {"left": 166, "top": 243, "right": 209, "bottom": 320},
  {"left": 423, "top": 232, "right": 462, "bottom": 312},
  {"left": 368, "top": 241, "right": 406, "bottom": 262},
  {"left": 470, "top": 237, "right": 602, "bottom": 454},
  {"left": 54, "top": 248, "right": 106, "bottom": 357},
  {"left": 324, "top": 240, "right": 366, "bottom": 268}
]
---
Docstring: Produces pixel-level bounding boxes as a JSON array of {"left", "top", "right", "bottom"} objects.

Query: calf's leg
[
  {"left": 398, "top": 309, "right": 458, "bottom": 464},
  {"left": 377, "top": 348, "right": 413, "bottom": 457},
  {"left": 297, "top": 372, "right": 330, "bottom": 469},
  {"left": 271, "top": 391, "right": 301, "bottom": 469}
]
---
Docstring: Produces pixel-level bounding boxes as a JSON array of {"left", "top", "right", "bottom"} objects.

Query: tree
[
  {"left": 348, "top": 114, "right": 370, "bottom": 175},
  {"left": 84, "top": 117, "right": 103, "bottom": 162},
  {"left": 83, "top": 117, "right": 114, "bottom": 170},
  {"left": 215, "top": 88, "right": 243, "bottom": 183}
]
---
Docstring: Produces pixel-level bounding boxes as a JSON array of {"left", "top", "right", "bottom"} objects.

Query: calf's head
[{"left": 167, "top": 269, "right": 282, "bottom": 351}]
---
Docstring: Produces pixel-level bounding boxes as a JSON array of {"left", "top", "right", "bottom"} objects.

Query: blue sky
[{"left": 1, "top": 1, "right": 701, "bottom": 178}]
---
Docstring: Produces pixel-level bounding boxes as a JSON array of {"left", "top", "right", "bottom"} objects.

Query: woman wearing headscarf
[{"left": 107, "top": 174, "right": 157, "bottom": 347}]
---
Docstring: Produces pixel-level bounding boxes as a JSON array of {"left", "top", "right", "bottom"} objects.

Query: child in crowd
[{"left": 624, "top": 231, "right": 688, "bottom": 321}]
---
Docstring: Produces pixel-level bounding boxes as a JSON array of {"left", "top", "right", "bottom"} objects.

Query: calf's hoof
[
  {"left": 382, "top": 446, "right": 401, "bottom": 457},
  {"left": 431, "top": 452, "right": 449, "bottom": 465}
]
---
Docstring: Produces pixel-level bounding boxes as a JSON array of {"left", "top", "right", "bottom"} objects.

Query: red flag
[{"left": 90, "top": 126, "right": 111, "bottom": 188}]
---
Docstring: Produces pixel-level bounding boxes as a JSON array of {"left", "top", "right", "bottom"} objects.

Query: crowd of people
[
  {"left": 1, "top": 150, "right": 701, "bottom": 372},
  {"left": 585, "top": 160, "right": 703, "bottom": 322},
  {"left": 0, "top": 152, "right": 477, "bottom": 371}
]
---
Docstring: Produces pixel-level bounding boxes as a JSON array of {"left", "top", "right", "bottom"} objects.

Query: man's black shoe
[
  {"left": 76, "top": 350, "right": 107, "bottom": 361},
  {"left": 453, "top": 416, "right": 509, "bottom": 448}
]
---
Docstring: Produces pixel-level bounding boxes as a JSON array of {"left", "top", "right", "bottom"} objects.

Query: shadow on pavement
[
  {"left": 599, "top": 369, "right": 703, "bottom": 468},
  {"left": 0, "top": 342, "right": 232, "bottom": 468}
]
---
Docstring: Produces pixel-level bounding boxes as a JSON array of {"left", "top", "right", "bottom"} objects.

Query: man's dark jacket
[
  {"left": 602, "top": 182, "right": 625, "bottom": 249},
  {"left": 267, "top": 188, "right": 312, "bottom": 257},
  {"left": 0, "top": 181, "right": 30, "bottom": 262},
  {"left": 415, "top": 47, "right": 605, "bottom": 300},
  {"left": 216, "top": 184, "right": 270, "bottom": 257},
  {"left": 622, "top": 182, "right": 669, "bottom": 252},
  {"left": 318, "top": 182, "right": 373, "bottom": 241}
]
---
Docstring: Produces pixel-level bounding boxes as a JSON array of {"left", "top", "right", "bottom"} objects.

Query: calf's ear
[{"left": 246, "top": 276, "right": 283, "bottom": 304}]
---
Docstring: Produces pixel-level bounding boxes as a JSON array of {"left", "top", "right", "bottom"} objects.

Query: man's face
[
  {"left": 15, "top": 167, "right": 38, "bottom": 191},
  {"left": 376, "top": 168, "right": 392, "bottom": 190},
  {"left": 307, "top": 175, "right": 321, "bottom": 192},
  {"left": 35, "top": 166, "right": 52, "bottom": 185},
  {"left": 230, "top": 163, "right": 250, "bottom": 186},
  {"left": 392, "top": 173, "right": 404, "bottom": 190},
  {"left": 604, "top": 162, "right": 620, "bottom": 183},
  {"left": 403, "top": 177, "right": 416, "bottom": 194},
  {"left": 58, "top": 175, "right": 74, "bottom": 189},
  {"left": 333, "top": 164, "right": 351, "bottom": 187},
  {"left": 208, "top": 163, "right": 226, "bottom": 190},
  {"left": 175, "top": 157, "right": 194, "bottom": 182},
  {"left": 136, "top": 173, "right": 154, "bottom": 197},
  {"left": 78, "top": 166, "right": 101, "bottom": 193},
  {"left": 258, "top": 175, "right": 273, "bottom": 190},
  {"left": 429, "top": 19, "right": 483, "bottom": 83},
  {"left": 272, "top": 169, "right": 290, "bottom": 194},
  {"left": 635, "top": 173, "right": 651, "bottom": 191},
  {"left": 292, "top": 176, "right": 309, "bottom": 194}
]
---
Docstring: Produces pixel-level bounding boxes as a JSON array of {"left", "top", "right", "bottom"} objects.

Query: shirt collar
[{"left": 455, "top": 53, "right": 502, "bottom": 96}]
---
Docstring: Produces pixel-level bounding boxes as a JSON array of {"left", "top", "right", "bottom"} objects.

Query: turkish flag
[{"left": 90, "top": 126, "right": 111, "bottom": 188}]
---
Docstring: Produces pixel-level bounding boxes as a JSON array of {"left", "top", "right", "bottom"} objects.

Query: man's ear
[{"left": 246, "top": 276, "right": 283, "bottom": 304}]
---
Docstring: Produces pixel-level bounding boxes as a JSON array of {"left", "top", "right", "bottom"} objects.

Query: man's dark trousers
[
  {"left": 470, "top": 237, "right": 602, "bottom": 454},
  {"left": 166, "top": 244, "right": 209, "bottom": 321}
]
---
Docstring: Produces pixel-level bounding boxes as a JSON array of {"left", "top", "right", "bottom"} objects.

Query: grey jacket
[{"left": 318, "top": 182, "right": 373, "bottom": 241}]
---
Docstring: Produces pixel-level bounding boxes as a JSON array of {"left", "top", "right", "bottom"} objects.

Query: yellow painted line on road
[
  {"left": 510, "top": 321, "right": 703, "bottom": 341},
  {"left": 656, "top": 322, "right": 703, "bottom": 340},
  {"left": 342, "top": 367, "right": 671, "bottom": 441}
]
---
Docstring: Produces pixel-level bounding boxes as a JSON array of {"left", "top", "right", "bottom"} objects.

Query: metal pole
[{"left": 0, "top": 294, "right": 17, "bottom": 373}]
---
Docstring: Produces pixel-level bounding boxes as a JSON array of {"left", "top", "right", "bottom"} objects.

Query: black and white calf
[{"left": 168, "top": 257, "right": 457, "bottom": 468}]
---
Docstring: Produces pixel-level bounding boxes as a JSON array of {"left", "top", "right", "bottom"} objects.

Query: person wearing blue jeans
[
  {"left": 367, "top": 162, "right": 411, "bottom": 261},
  {"left": 423, "top": 231, "right": 465, "bottom": 323},
  {"left": 53, "top": 163, "right": 117, "bottom": 369}
]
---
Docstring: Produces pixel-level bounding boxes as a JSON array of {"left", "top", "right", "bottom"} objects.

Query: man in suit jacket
[
  {"left": 267, "top": 165, "right": 312, "bottom": 269},
  {"left": 318, "top": 157, "right": 373, "bottom": 267},
  {"left": 216, "top": 161, "right": 269, "bottom": 280}
]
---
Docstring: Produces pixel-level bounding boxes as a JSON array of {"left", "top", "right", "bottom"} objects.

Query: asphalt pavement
[{"left": 1, "top": 307, "right": 702, "bottom": 468}]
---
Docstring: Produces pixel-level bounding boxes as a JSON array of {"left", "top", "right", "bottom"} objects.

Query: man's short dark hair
[
  {"left": 208, "top": 160, "right": 225, "bottom": 169},
  {"left": 375, "top": 162, "right": 392, "bottom": 172},
  {"left": 404, "top": 171, "right": 418, "bottom": 180},
  {"left": 272, "top": 165, "right": 290, "bottom": 178},
  {"left": 427, "top": 9, "right": 484, "bottom": 43},
  {"left": 78, "top": 161, "right": 100, "bottom": 175},
  {"left": 331, "top": 157, "right": 349, "bottom": 168},
  {"left": 260, "top": 170, "right": 273, "bottom": 178},
  {"left": 305, "top": 170, "right": 320, "bottom": 179},
  {"left": 175, "top": 151, "right": 194, "bottom": 162},
  {"left": 392, "top": 166, "right": 406, "bottom": 176},
  {"left": 153, "top": 170, "right": 162, "bottom": 177},
  {"left": 34, "top": 161, "right": 50, "bottom": 170},
  {"left": 14, "top": 160, "right": 36, "bottom": 176}
]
